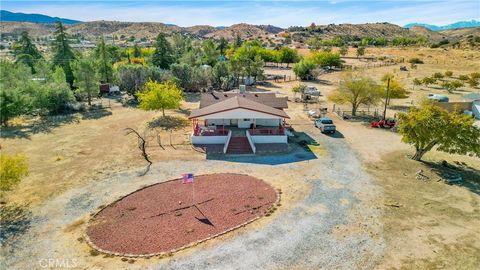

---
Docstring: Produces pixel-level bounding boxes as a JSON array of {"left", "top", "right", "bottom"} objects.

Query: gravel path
[{"left": 2, "top": 127, "right": 385, "bottom": 270}]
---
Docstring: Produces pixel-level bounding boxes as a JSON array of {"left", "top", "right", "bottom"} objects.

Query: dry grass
[{"left": 368, "top": 151, "right": 480, "bottom": 269}]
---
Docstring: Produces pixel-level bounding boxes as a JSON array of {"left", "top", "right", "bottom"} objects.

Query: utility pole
[{"left": 383, "top": 78, "right": 390, "bottom": 120}]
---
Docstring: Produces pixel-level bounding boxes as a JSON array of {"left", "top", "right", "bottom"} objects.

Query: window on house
[{"left": 243, "top": 119, "right": 251, "bottom": 121}]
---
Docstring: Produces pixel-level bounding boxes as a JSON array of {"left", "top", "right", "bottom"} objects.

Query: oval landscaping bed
[{"left": 85, "top": 173, "right": 279, "bottom": 257}]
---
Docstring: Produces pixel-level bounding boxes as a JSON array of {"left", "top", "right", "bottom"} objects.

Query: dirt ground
[{"left": 1, "top": 47, "right": 480, "bottom": 269}]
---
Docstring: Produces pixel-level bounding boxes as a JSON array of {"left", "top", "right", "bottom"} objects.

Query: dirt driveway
[{"left": 2, "top": 112, "right": 386, "bottom": 270}]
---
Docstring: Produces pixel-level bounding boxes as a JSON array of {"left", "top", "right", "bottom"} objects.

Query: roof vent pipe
[{"left": 239, "top": 84, "right": 246, "bottom": 95}]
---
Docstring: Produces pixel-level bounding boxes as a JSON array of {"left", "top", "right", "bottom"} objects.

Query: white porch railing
[
  {"left": 223, "top": 130, "right": 233, "bottom": 154},
  {"left": 246, "top": 130, "right": 256, "bottom": 154}
]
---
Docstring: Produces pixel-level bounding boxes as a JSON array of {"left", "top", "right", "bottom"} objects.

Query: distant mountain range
[
  {"left": 404, "top": 20, "right": 480, "bottom": 31},
  {"left": 0, "top": 10, "right": 81, "bottom": 24}
]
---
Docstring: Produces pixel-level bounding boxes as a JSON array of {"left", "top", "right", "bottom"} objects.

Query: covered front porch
[{"left": 190, "top": 117, "right": 289, "bottom": 154}]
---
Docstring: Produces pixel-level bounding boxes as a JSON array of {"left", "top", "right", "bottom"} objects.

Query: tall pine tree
[
  {"left": 13, "top": 31, "right": 42, "bottom": 73},
  {"left": 95, "top": 38, "right": 113, "bottom": 83},
  {"left": 52, "top": 21, "right": 76, "bottom": 88},
  {"left": 151, "top": 33, "right": 173, "bottom": 69}
]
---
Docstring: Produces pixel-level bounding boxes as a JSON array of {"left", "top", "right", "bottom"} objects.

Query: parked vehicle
[
  {"left": 427, "top": 94, "right": 449, "bottom": 102},
  {"left": 315, "top": 117, "right": 336, "bottom": 134},
  {"left": 370, "top": 118, "right": 396, "bottom": 128},
  {"left": 308, "top": 110, "right": 319, "bottom": 118}
]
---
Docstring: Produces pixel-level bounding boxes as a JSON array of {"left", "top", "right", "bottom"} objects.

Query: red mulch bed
[{"left": 85, "top": 173, "right": 277, "bottom": 256}]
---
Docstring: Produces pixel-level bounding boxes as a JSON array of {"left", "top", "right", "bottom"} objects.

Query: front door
[{"left": 230, "top": 119, "right": 238, "bottom": 127}]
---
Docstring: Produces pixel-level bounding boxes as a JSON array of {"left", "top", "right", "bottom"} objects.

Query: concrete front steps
[{"left": 226, "top": 137, "right": 253, "bottom": 154}]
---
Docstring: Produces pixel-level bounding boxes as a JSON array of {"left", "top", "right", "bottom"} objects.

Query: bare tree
[{"left": 125, "top": 127, "right": 152, "bottom": 175}]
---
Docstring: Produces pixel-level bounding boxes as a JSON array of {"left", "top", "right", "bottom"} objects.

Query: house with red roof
[{"left": 189, "top": 91, "right": 290, "bottom": 154}]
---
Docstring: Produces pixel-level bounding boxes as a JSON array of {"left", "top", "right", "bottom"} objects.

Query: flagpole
[{"left": 192, "top": 180, "right": 195, "bottom": 206}]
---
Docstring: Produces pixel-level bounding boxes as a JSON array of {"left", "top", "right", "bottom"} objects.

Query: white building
[{"left": 189, "top": 91, "right": 290, "bottom": 154}]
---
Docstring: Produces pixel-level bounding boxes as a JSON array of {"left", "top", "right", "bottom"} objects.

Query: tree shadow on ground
[
  {"left": 80, "top": 106, "right": 113, "bottom": 120},
  {"left": 326, "top": 130, "right": 345, "bottom": 138},
  {"left": 389, "top": 105, "right": 412, "bottom": 112},
  {"left": 121, "top": 96, "right": 139, "bottom": 108},
  {"left": 0, "top": 203, "right": 32, "bottom": 248},
  {"left": 147, "top": 116, "right": 189, "bottom": 131},
  {"left": 183, "top": 93, "right": 201, "bottom": 103},
  {"left": 254, "top": 83, "right": 281, "bottom": 89},
  {"left": 312, "top": 79, "right": 333, "bottom": 85},
  {"left": 1, "top": 114, "right": 79, "bottom": 139},
  {"left": 422, "top": 160, "right": 480, "bottom": 195},
  {"left": 175, "top": 108, "right": 191, "bottom": 116}
]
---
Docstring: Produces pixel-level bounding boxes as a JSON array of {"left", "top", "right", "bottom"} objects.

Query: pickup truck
[{"left": 315, "top": 117, "right": 336, "bottom": 134}]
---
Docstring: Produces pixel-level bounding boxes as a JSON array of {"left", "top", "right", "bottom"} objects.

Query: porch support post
[{"left": 222, "top": 119, "right": 224, "bottom": 132}]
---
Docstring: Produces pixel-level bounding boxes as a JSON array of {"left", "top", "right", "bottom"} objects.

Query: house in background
[
  {"left": 189, "top": 91, "right": 291, "bottom": 155},
  {"left": 433, "top": 92, "right": 480, "bottom": 120}
]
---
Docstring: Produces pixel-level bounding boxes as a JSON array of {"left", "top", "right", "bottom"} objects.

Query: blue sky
[{"left": 2, "top": 1, "right": 479, "bottom": 27}]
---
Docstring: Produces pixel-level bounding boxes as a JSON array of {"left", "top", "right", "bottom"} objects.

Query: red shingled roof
[
  {"left": 199, "top": 92, "right": 288, "bottom": 109},
  {"left": 189, "top": 96, "right": 290, "bottom": 119}
]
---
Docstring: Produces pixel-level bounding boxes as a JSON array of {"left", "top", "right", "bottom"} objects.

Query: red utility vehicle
[{"left": 371, "top": 118, "right": 396, "bottom": 128}]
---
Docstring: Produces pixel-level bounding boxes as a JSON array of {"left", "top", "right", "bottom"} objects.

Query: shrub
[
  {"left": 310, "top": 51, "right": 341, "bottom": 67},
  {"left": 408, "top": 58, "right": 424, "bottom": 64},
  {"left": 433, "top": 72, "right": 444, "bottom": 79},
  {"left": 459, "top": 74, "right": 469, "bottom": 81},
  {"left": 471, "top": 72, "right": 480, "bottom": 80},
  {"left": 0, "top": 153, "right": 28, "bottom": 192},
  {"left": 467, "top": 77, "right": 479, "bottom": 88},
  {"left": 293, "top": 59, "right": 316, "bottom": 80},
  {"left": 445, "top": 71, "right": 453, "bottom": 77}
]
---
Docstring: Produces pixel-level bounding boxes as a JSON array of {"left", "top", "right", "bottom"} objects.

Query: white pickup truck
[{"left": 314, "top": 117, "right": 336, "bottom": 134}]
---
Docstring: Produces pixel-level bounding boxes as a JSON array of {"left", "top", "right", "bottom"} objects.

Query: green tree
[
  {"left": 0, "top": 153, "right": 28, "bottom": 192},
  {"left": 12, "top": 31, "right": 42, "bottom": 73},
  {"left": 212, "top": 61, "right": 232, "bottom": 89},
  {"left": 310, "top": 51, "right": 342, "bottom": 67},
  {"left": 398, "top": 102, "right": 480, "bottom": 161},
  {"left": 422, "top": 77, "right": 436, "bottom": 87},
  {"left": 292, "top": 83, "right": 306, "bottom": 97},
  {"left": 217, "top": 37, "right": 228, "bottom": 56},
  {"left": 170, "top": 63, "right": 211, "bottom": 91},
  {"left": 202, "top": 39, "right": 220, "bottom": 66},
  {"left": 339, "top": 46, "right": 348, "bottom": 56},
  {"left": 382, "top": 74, "right": 409, "bottom": 99},
  {"left": 95, "top": 39, "right": 113, "bottom": 83},
  {"left": 293, "top": 59, "right": 316, "bottom": 80},
  {"left": 234, "top": 34, "right": 243, "bottom": 49},
  {"left": 51, "top": 21, "right": 76, "bottom": 88},
  {"left": 329, "top": 72, "right": 383, "bottom": 116},
  {"left": 151, "top": 33, "right": 174, "bottom": 69},
  {"left": 137, "top": 80, "right": 183, "bottom": 117},
  {"left": 0, "top": 60, "right": 34, "bottom": 125},
  {"left": 133, "top": 43, "right": 142, "bottom": 58},
  {"left": 278, "top": 47, "right": 299, "bottom": 67},
  {"left": 73, "top": 57, "right": 98, "bottom": 105},
  {"left": 35, "top": 67, "right": 75, "bottom": 114}
]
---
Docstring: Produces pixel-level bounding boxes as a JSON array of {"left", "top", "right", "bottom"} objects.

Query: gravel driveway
[{"left": 2, "top": 126, "right": 385, "bottom": 270}]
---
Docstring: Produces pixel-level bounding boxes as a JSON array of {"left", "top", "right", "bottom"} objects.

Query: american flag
[{"left": 182, "top": 173, "right": 194, "bottom": 184}]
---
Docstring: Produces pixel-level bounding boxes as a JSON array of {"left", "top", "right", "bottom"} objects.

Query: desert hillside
[{"left": 0, "top": 20, "right": 478, "bottom": 44}]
